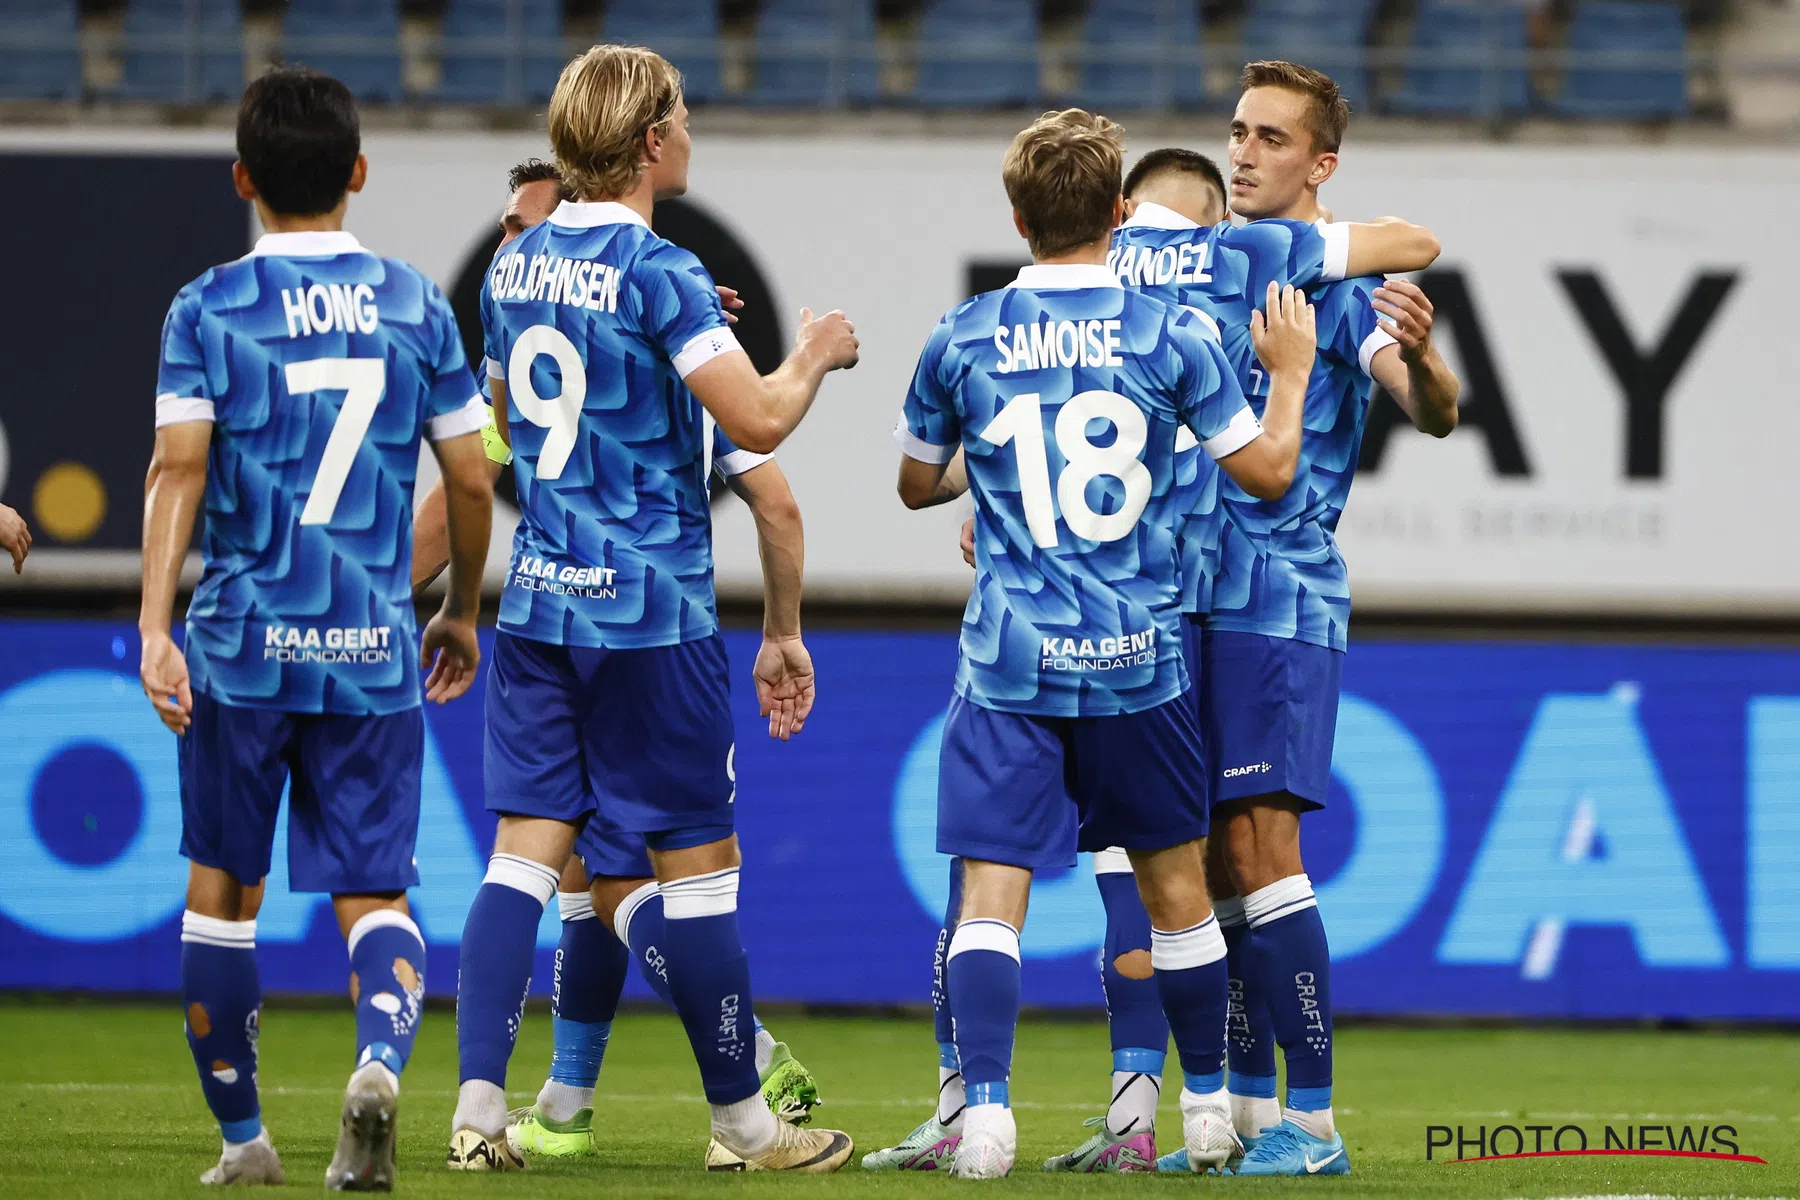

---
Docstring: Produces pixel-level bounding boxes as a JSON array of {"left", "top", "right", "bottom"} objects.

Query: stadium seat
[
  {"left": 1554, "top": 1, "right": 1688, "bottom": 119},
  {"left": 750, "top": 0, "right": 879, "bottom": 107},
  {"left": 0, "top": 0, "right": 82, "bottom": 100},
  {"left": 439, "top": 0, "right": 563, "bottom": 105},
  {"left": 119, "top": 0, "right": 243, "bottom": 104},
  {"left": 915, "top": 0, "right": 1039, "bottom": 109},
  {"left": 601, "top": 0, "right": 722, "bottom": 105},
  {"left": 1075, "top": 0, "right": 1205, "bottom": 111},
  {"left": 1238, "top": 0, "right": 1376, "bottom": 111},
  {"left": 282, "top": 0, "right": 404, "bottom": 103},
  {"left": 1389, "top": 1, "right": 1531, "bottom": 118}
]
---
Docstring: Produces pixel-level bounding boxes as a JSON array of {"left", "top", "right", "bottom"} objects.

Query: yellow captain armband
[{"left": 480, "top": 405, "right": 512, "bottom": 466}]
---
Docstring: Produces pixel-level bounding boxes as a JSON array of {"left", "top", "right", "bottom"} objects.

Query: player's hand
[
  {"left": 1372, "top": 279, "right": 1435, "bottom": 365},
  {"left": 140, "top": 631, "right": 193, "bottom": 734},
  {"left": 1250, "top": 282, "right": 1317, "bottom": 380},
  {"left": 420, "top": 610, "right": 481, "bottom": 704},
  {"left": 0, "top": 503, "right": 30, "bottom": 574},
  {"left": 796, "top": 307, "right": 859, "bottom": 372},
  {"left": 753, "top": 635, "right": 816, "bottom": 741},
  {"left": 960, "top": 517, "right": 975, "bottom": 569},
  {"left": 716, "top": 284, "right": 745, "bottom": 326}
]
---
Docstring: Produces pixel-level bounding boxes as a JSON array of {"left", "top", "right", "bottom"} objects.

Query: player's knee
[{"left": 1111, "top": 948, "right": 1154, "bottom": 980}]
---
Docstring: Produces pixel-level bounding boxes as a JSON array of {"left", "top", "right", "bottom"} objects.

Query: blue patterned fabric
[
  {"left": 155, "top": 231, "right": 483, "bottom": 715},
  {"left": 481, "top": 201, "right": 738, "bottom": 650},
  {"left": 898, "top": 263, "right": 1255, "bottom": 718}
]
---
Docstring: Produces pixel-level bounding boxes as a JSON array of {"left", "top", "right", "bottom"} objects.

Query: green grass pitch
[{"left": 1, "top": 1000, "right": 1795, "bottom": 1198}]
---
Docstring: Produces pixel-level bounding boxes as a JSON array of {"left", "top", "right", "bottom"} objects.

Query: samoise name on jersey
[
  {"left": 511, "top": 554, "right": 620, "bottom": 599},
  {"left": 1106, "top": 241, "right": 1214, "bottom": 289},
  {"left": 262, "top": 623, "right": 394, "bottom": 665},
  {"left": 1040, "top": 627, "right": 1159, "bottom": 673},
  {"left": 995, "top": 318, "right": 1125, "bottom": 374},
  {"left": 487, "top": 250, "right": 622, "bottom": 314},
  {"left": 280, "top": 284, "right": 381, "bottom": 339}
]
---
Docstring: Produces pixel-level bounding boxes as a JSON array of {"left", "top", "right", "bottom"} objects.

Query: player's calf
[{"left": 329, "top": 906, "right": 425, "bottom": 1190}]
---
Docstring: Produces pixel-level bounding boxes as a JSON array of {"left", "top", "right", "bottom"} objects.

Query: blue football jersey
[
  {"left": 1209, "top": 275, "right": 1397, "bottom": 650},
  {"left": 897, "top": 263, "right": 1259, "bottom": 718},
  {"left": 482, "top": 201, "right": 741, "bottom": 649},
  {"left": 1108, "top": 204, "right": 1350, "bottom": 615},
  {"left": 155, "top": 230, "right": 486, "bottom": 715}
]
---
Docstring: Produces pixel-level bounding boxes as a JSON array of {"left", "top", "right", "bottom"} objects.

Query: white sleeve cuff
[
  {"left": 1318, "top": 221, "right": 1350, "bottom": 283},
  {"left": 672, "top": 326, "right": 742, "bottom": 379},
  {"left": 714, "top": 446, "right": 773, "bottom": 478},
  {"left": 155, "top": 394, "right": 214, "bottom": 427},
  {"left": 427, "top": 394, "right": 489, "bottom": 441},
  {"left": 484, "top": 356, "right": 505, "bottom": 381},
  {"left": 1202, "top": 405, "right": 1264, "bottom": 461},
  {"left": 1359, "top": 326, "right": 1399, "bottom": 377},
  {"left": 893, "top": 418, "right": 959, "bottom": 464}
]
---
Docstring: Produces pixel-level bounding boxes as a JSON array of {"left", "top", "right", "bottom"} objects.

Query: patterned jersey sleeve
[
  {"left": 711, "top": 425, "right": 772, "bottom": 479},
  {"left": 1324, "top": 276, "right": 1399, "bottom": 377},
  {"left": 422, "top": 275, "right": 486, "bottom": 441},
  {"left": 1217, "top": 218, "right": 1349, "bottom": 302},
  {"left": 637, "top": 241, "right": 741, "bottom": 379},
  {"left": 480, "top": 258, "right": 504, "bottom": 386},
  {"left": 893, "top": 314, "right": 960, "bottom": 463},
  {"left": 1171, "top": 310, "right": 1260, "bottom": 460},
  {"left": 154, "top": 280, "right": 214, "bottom": 427}
]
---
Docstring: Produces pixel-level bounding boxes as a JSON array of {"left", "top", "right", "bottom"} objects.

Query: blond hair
[
  {"left": 1002, "top": 109, "right": 1125, "bottom": 259},
  {"left": 548, "top": 44, "right": 684, "bottom": 201},
  {"left": 1239, "top": 60, "right": 1349, "bottom": 153}
]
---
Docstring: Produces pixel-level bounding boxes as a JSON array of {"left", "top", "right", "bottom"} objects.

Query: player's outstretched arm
[
  {"left": 1219, "top": 283, "right": 1317, "bottom": 501},
  {"left": 1342, "top": 217, "right": 1441, "bottom": 278},
  {"left": 686, "top": 307, "right": 859, "bottom": 455},
  {"left": 139, "top": 421, "right": 211, "bottom": 733},
  {"left": 1370, "top": 279, "right": 1460, "bottom": 437},
  {"left": 0, "top": 503, "right": 30, "bottom": 574},
  {"left": 412, "top": 431, "right": 506, "bottom": 596},
  {"left": 729, "top": 460, "right": 815, "bottom": 741},
  {"left": 897, "top": 446, "right": 967, "bottom": 510},
  {"left": 420, "top": 430, "right": 493, "bottom": 704}
]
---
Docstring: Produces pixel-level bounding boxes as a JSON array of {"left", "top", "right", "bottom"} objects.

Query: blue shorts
[
  {"left": 1190, "top": 622, "right": 1343, "bottom": 810},
  {"left": 484, "top": 631, "right": 736, "bottom": 841},
  {"left": 178, "top": 690, "right": 423, "bottom": 893},
  {"left": 936, "top": 692, "right": 1207, "bottom": 870}
]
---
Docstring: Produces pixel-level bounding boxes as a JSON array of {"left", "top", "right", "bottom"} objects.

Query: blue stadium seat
[
  {"left": 601, "top": 0, "right": 722, "bottom": 105},
  {"left": 916, "top": 0, "right": 1039, "bottom": 108},
  {"left": 439, "top": 0, "right": 563, "bottom": 105},
  {"left": 1555, "top": 1, "right": 1687, "bottom": 118},
  {"left": 282, "top": 0, "right": 404, "bottom": 103},
  {"left": 0, "top": 0, "right": 82, "bottom": 100},
  {"left": 120, "top": 0, "right": 243, "bottom": 104},
  {"left": 1076, "top": 0, "right": 1205, "bottom": 111},
  {"left": 750, "top": 0, "right": 878, "bottom": 107},
  {"left": 1389, "top": 1, "right": 1530, "bottom": 118},
  {"left": 1239, "top": 0, "right": 1376, "bottom": 111}
]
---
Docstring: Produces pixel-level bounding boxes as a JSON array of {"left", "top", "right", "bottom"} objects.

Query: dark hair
[
  {"left": 1239, "top": 60, "right": 1350, "bottom": 153},
  {"left": 236, "top": 67, "right": 361, "bottom": 217},
  {"left": 507, "top": 157, "right": 574, "bottom": 200},
  {"left": 1124, "top": 147, "right": 1226, "bottom": 206}
]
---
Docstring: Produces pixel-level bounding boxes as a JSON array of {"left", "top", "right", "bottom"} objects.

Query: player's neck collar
[
  {"left": 1009, "top": 263, "right": 1122, "bottom": 290},
  {"left": 1123, "top": 201, "right": 1200, "bottom": 231},
  {"left": 249, "top": 230, "right": 364, "bottom": 258},
  {"left": 548, "top": 200, "right": 649, "bottom": 230}
]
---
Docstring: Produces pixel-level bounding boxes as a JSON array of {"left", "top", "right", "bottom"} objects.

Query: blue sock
[
  {"left": 1244, "top": 874, "right": 1333, "bottom": 1110},
  {"left": 659, "top": 868, "right": 762, "bottom": 1105},
  {"left": 1097, "top": 868, "right": 1169, "bottom": 1057},
  {"left": 932, "top": 857, "right": 964, "bottom": 1051},
  {"left": 548, "top": 890, "right": 628, "bottom": 1091},
  {"left": 1216, "top": 896, "right": 1277, "bottom": 1100},
  {"left": 613, "top": 881, "right": 674, "bottom": 1006},
  {"left": 945, "top": 918, "right": 1020, "bottom": 1108},
  {"left": 180, "top": 911, "right": 263, "bottom": 1144},
  {"left": 457, "top": 853, "right": 560, "bottom": 1088},
  {"left": 1150, "top": 915, "right": 1230, "bottom": 1095},
  {"left": 347, "top": 909, "right": 427, "bottom": 1079}
]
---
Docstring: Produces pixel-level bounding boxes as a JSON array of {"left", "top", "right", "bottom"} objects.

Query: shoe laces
[{"left": 1244, "top": 1122, "right": 1304, "bottom": 1161}]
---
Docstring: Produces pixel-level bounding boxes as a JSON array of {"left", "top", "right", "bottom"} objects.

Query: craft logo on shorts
[
  {"left": 1040, "top": 627, "right": 1158, "bottom": 673},
  {"left": 511, "top": 554, "right": 620, "bottom": 600},
  {"left": 262, "top": 624, "right": 394, "bottom": 665},
  {"left": 1424, "top": 1121, "right": 1765, "bottom": 1165}
]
